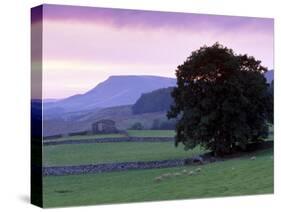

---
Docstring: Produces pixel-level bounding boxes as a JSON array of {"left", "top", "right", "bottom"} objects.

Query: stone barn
[{"left": 92, "top": 119, "right": 118, "bottom": 134}]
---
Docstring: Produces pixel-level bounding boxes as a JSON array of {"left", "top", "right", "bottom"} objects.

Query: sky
[{"left": 31, "top": 4, "right": 274, "bottom": 99}]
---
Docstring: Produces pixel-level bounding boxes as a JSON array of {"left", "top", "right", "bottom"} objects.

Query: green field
[
  {"left": 44, "top": 127, "right": 272, "bottom": 141},
  {"left": 44, "top": 133, "right": 126, "bottom": 142},
  {"left": 127, "top": 130, "right": 175, "bottom": 137},
  {"left": 43, "top": 148, "right": 273, "bottom": 207},
  {"left": 43, "top": 142, "right": 203, "bottom": 166},
  {"left": 43, "top": 129, "right": 274, "bottom": 207},
  {"left": 44, "top": 130, "right": 176, "bottom": 143}
]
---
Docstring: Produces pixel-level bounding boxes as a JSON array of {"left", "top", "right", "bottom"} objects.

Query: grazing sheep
[
  {"left": 162, "top": 173, "right": 172, "bottom": 178},
  {"left": 231, "top": 167, "right": 235, "bottom": 170},
  {"left": 250, "top": 156, "right": 256, "bottom": 160},
  {"left": 195, "top": 167, "right": 202, "bottom": 172},
  {"left": 182, "top": 169, "right": 187, "bottom": 174},
  {"left": 154, "top": 176, "right": 163, "bottom": 182},
  {"left": 173, "top": 172, "right": 182, "bottom": 176},
  {"left": 188, "top": 170, "right": 195, "bottom": 176}
]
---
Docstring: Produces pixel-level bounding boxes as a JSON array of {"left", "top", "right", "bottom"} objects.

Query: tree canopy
[{"left": 167, "top": 43, "right": 272, "bottom": 156}]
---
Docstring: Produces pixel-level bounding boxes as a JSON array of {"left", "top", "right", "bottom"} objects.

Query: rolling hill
[
  {"left": 43, "top": 105, "right": 169, "bottom": 136},
  {"left": 264, "top": 69, "right": 274, "bottom": 83},
  {"left": 44, "top": 75, "right": 176, "bottom": 114},
  {"left": 42, "top": 71, "right": 274, "bottom": 136},
  {"left": 132, "top": 87, "right": 174, "bottom": 114}
]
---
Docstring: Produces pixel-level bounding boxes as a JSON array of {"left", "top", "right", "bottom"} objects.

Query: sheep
[
  {"left": 162, "top": 173, "right": 172, "bottom": 178},
  {"left": 182, "top": 169, "right": 187, "bottom": 174},
  {"left": 154, "top": 176, "right": 163, "bottom": 182},
  {"left": 250, "top": 156, "right": 256, "bottom": 160},
  {"left": 173, "top": 172, "right": 182, "bottom": 176},
  {"left": 195, "top": 167, "right": 202, "bottom": 172},
  {"left": 188, "top": 170, "right": 195, "bottom": 176}
]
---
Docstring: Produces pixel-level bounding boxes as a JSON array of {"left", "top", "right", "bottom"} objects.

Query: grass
[
  {"left": 43, "top": 148, "right": 273, "bottom": 207},
  {"left": 43, "top": 130, "right": 176, "bottom": 142},
  {"left": 43, "top": 125, "right": 273, "bottom": 142},
  {"left": 43, "top": 142, "right": 203, "bottom": 166},
  {"left": 44, "top": 133, "right": 126, "bottom": 142},
  {"left": 127, "top": 130, "right": 175, "bottom": 137}
]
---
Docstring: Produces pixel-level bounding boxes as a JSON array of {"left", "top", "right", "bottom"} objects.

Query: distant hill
[
  {"left": 44, "top": 75, "right": 176, "bottom": 114},
  {"left": 42, "top": 71, "right": 273, "bottom": 136},
  {"left": 264, "top": 70, "right": 274, "bottom": 83},
  {"left": 43, "top": 105, "right": 168, "bottom": 136},
  {"left": 132, "top": 87, "right": 174, "bottom": 114},
  {"left": 131, "top": 70, "right": 274, "bottom": 115},
  {"left": 43, "top": 98, "right": 58, "bottom": 103}
]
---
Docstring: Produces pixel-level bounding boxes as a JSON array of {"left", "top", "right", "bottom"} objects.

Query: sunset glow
[{"left": 32, "top": 4, "right": 274, "bottom": 99}]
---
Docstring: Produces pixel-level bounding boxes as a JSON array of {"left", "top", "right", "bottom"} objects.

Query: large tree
[{"left": 167, "top": 43, "right": 272, "bottom": 156}]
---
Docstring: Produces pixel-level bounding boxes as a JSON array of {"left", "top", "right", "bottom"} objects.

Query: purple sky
[{"left": 32, "top": 4, "right": 274, "bottom": 99}]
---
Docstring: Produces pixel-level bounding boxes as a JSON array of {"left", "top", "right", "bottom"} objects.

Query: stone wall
[
  {"left": 42, "top": 141, "right": 273, "bottom": 176},
  {"left": 43, "top": 159, "right": 185, "bottom": 176}
]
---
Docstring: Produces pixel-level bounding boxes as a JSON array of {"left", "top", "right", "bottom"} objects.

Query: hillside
[
  {"left": 42, "top": 71, "right": 274, "bottom": 136},
  {"left": 132, "top": 87, "right": 174, "bottom": 114},
  {"left": 264, "top": 69, "right": 274, "bottom": 83},
  {"left": 44, "top": 75, "right": 176, "bottom": 114},
  {"left": 43, "top": 105, "right": 169, "bottom": 136}
]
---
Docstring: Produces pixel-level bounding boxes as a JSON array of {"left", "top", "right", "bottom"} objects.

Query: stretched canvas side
[{"left": 31, "top": 5, "right": 43, "bottom": 208}]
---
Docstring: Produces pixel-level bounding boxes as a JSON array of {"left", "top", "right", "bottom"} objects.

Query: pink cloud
[{"left": 32, "top": 4, "right": 274, "bottom": 99}]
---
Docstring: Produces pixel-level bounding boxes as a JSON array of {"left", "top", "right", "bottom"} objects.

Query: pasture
[
  {"left": 43, "top": 130, "right": 181, "bottom": 166},
  {"left": 43, "top": 148, "right": 273, "bottom": 207},
  {"left": 42, "top": 128, "right": 274, "bottom": 207},
  {"left": 44, "top": 133, "right": 126, "bottom": 142},
  {"left": 127, "top": 130, "right": 176, "bottom": 137},
  {"left": 43, "top": 142, "right": 203, "bottom": 166}
]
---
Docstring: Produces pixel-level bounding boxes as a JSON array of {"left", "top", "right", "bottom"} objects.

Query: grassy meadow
[
  {"left": 43, "top": 130, "right": 182, "bottom": 166},
  {"left": 43, "top": 148, "right": 273, "bottom": 207},
  {"left": 44, "top": 133, "right": 126, "bottom": 142},
  {"left": 127, "top": 130, "right": 176, "bottom": 137},
  {"left": 43, "top": 142, "right": 203, "bottom": 166},
  {"left": 42, "top": 128, "right": 274, "bottom": 207}
]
